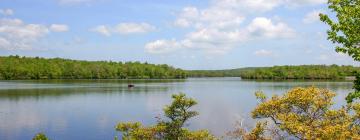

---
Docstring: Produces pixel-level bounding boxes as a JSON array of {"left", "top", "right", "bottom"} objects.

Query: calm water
[{"left": 0, "top": 78, "right": 354, "bottom": 140}]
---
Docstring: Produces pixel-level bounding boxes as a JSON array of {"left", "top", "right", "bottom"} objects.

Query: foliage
[
  {"left": 32, "top": 133, "right": 49, "bottom": 140},
  {"left": 346, "top": 72, "right": 360, "bottom": 103},
  {"left": 320, "top": 0, "right": 360, "bottom": 103},
  {"left": 243, "top": 87, "right": 360, "bottom": 139},
  {"left": 320, "top": 0, "right": 360, "bottom": 61},
  {"left": 0, "top": 55, "right": 187, "bottom": 80},
  {"left": 115, "top": 93, "right": 216, "bottom": 140},
  {"left": 188, "top": 65, "right": 360, "bottom": 80}
]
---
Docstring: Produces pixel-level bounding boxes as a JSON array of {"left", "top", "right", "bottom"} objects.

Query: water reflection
[
  {"left": 0, "top": 79, "right": 185, "bottom": 101},
  {"left": 0, "top": 78, "right": 354, "bottom": 139}
]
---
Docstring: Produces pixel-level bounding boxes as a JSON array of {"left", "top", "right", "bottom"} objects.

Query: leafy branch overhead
[{"left": 320, "top": 0, "right": 360, "bottom": 61}]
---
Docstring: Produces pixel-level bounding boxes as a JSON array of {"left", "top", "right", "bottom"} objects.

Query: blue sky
[{"left": 0, "top": 0, "right": 358, "bottom": 70}]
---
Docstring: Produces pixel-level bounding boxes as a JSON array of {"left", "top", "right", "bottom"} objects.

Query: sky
[{"left": 0, "top": 0, "right": 358, "bottom": 70}]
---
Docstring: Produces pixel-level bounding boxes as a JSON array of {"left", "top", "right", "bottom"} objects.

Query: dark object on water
[{"left": 128, "top": 84, "right": 135, "bottom": 88}]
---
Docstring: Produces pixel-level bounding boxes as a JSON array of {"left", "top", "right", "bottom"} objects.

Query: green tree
[
  {"left": 320, "top": 0, "right": 360, "bottom": 61},
  {"left": 115, "top": 93, "right": 216, "bottom": 140},
  {"left": 320, "top": 0, "right": 360, "bottom": 103},
  {"left": 346, "top": 72, "right": 360, "bottom": 103}
]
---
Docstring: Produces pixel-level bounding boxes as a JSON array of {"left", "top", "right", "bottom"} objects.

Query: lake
[{"left": 0, "top": 78, "right": 354, "bottom": 140}]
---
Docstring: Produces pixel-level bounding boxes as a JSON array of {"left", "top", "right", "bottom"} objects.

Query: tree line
[
  {"left": 2, "top": 55, "right": 358, "bottom": 80},
  {"left": 188, "top": 65, "right": 360, "bottom": 80},
  {"left": 0, "top": 55, "right": 187, "bottom": 80}
]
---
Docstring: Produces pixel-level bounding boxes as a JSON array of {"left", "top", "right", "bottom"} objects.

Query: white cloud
[
  {"left": 0, "top": 9, "right": 14, "bottom": 16},
  {"left": 115, "top": 23, "right": 155, "bottom": 34},
  {"left": 50, "top": 24, "right": 69, "bottom": 32},
  {"left": 147, "top": 0, "right": 298, "bottom": 55},
  {"left": 146, "top": 0, "right": 324, "bottom": 55},
  {"left": 254, "top": 49, "right": 274, "bottom": 57},
  {"left": 91, "top": 22, "right": 155, "bottom": 36},
  {"left": 303, "top": 10, "right": 323, "bottom": 24},
  {"left": 247, "top": 17, "right": 295, "bottom": 38},
  {"left": 90, "top": 25, "right": 111, "bottom": 36},
  {"left": 0, "top": 18, "right": 51, "bottom": 50},
  {"left": 151, "top": 17, "right": 293, "bottom": 54},
  {"left": 145, "top": 39, "right": 181, "bottom": 54},
  {"left": 186, "top": 28, "right": 247, "bottom": 44},
  {"left": 174, "top": 6, "right": 245, "bottom": 29}
]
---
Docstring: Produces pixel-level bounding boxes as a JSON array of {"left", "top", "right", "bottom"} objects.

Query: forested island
[
  {"left": 0, "top": 55, "right": 187, "bottom": 80},
  {"left": 188, "top": 65, "right": 360, "bottom": 80}
]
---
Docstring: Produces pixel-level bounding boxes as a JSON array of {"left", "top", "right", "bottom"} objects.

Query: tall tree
[{"left": 320, "top": 0, "right": 360, "bottom": 102}]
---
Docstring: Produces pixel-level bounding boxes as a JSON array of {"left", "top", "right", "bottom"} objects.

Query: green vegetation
[
  {"left": 115, "top": 93, "right": 216, "bottom": 140},
  {"left": 1, "top": 55, "right": 357, "bottom": 80},
  {"left": 189, "top": 65, "right": 360, "bottom": 80},
  {"left": 346, "top": 72, "right": 360, "bottom": 103},
  {"left": 0, "top": 55, "right": 187, "bottom": 80},
  {"left": 320, "top": 0, "right": 360, "bottom": 103},
  {"left": 320, "top": 0, "right": 360, "bottom": 61}
]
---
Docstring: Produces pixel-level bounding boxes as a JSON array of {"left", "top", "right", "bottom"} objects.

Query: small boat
[{"left": 128, "top": 84, "right": 135, "bottom": 88}]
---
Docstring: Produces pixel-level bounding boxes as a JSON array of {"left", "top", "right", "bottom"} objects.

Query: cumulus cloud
[
  {"left": 145, "top": 0, "right": 299, "bottom": 55},
  {"left": 145, "top": 0, "right": 327, "bottom": 55},
  {"left": 254, "top": 49, "right": 275, "bottom": 57},
  {"left": 247, "top": 17, "right": 295, "bottom": 38},
  {"left": 303, "top": 10, "right": 324, "bottom": 24},
  {"left": 173, "top": 6, "right": 245, "bottom": 29},
  {"left": 0, "top": 18, "right": 49, "bottom": 50},
  {"left": 91, "top": 22, "right": 155, "bottom": 36},
  {"left": 0, "top": 9, "right": 14, "bottom": 16},
  {"left": 148, "top": 18, "right": 292, "bottom": 54},
  {"left": 186, "top": 28, "right": 247, "bottom": 44},
  {"left": 50, "top": 24, "right": 69, "bottom": 32}
]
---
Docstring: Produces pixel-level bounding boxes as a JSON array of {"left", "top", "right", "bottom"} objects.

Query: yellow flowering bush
[{"left": 249, "top": 87, "right": 360, "bottom": 139}]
